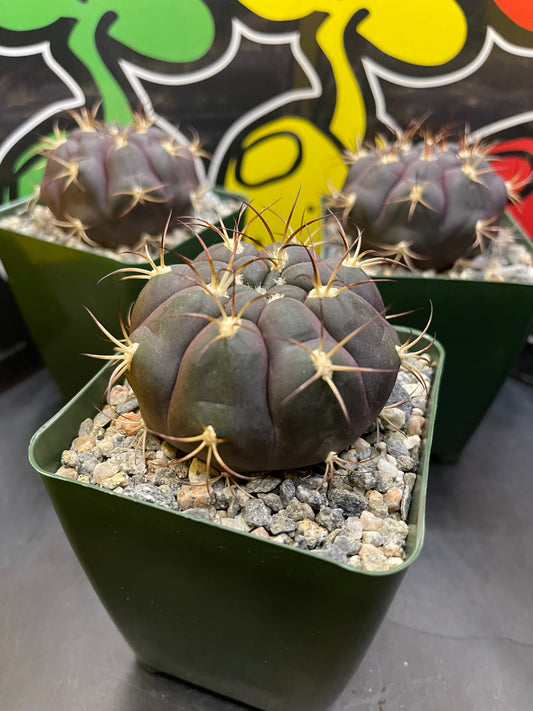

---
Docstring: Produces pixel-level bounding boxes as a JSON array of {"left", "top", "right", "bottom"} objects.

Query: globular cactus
[
  {"left": 93, "top": 210, "right": 425, "bottom": 477},
  {"left": 330, "top": 126, "right": 513, "bottom": 272},
  {"left": 39, "top": 107, "right": 201, "bottom": 249}
]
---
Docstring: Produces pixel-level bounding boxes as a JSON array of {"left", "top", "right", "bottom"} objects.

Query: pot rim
[{"left": 28, "top": 326, "right": 445, "bottom": 578}]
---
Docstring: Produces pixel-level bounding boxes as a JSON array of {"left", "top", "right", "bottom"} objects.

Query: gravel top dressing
[
  {"left": 322, "top": 220, "right": 533, "bottom": 285},
  {"left": 55, "top": 357, "right": 434, "bottom": 573},
  {"left": 371, "top": 234, "right": 533, "bottom": 284},
  {"left": 0, "top": 190, "right": 240, "bottom": 262}
]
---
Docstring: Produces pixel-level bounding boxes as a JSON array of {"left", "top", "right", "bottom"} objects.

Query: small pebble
[
  {"left": 344, "top": 517, "right": 363, "bottom": 539},
  {"left": 76, "top": 451, "right": 101, "bottom": 476},
  {"left": 348, "top": 555, "right": 362, "bottom": 569},
  {"left": 219, "top": 516, "right": 251, "bottom": 533},
  {"left": 386, "top": 438, "right": 409, "bottom": 459},
  {"left": 72, "top": 435, "right": 95, "bottom": 452},
  {"left": 93, "top": 460, "right": 120, "bottom": 485},
  {"left": 396, "top": 454, "right": 416, "bottom": 472},
  {"left": 382, "top": 407, "right": 405, "bottom": 430},
  {"left": 328, "top": 489, "right": 368, "bottom": 516},
  {"left": 257, "top": 492, "right": 283, "bottom": 513},
  {"left": 269, "top": 512, "right": 298, "bottom": 536},
  {"left": 294, "top": 520, "right": 328, "bottom": 549},
  {"left": 183, "top": 507, "right": 213, "bottom": 521},
  {"left": 362, "top": 531, "right": 384, "bottom": 546},
  {"left": 61, "top": 450, "right": 77, "bottom": 468},
  {"left": 251, "top": 526, "right": 271, "bottom": 539},
  {"left": 122, "top": 483, "right": 177, "bottom": 509},
  {"left": 366, "top": 490, "right": 389, "bottom": 518},
  {"left": 315, "top": 507, "right": 345, "bottom": 532},
  {"left": 245, "top": 476, "right": 282, "bottom": 495},
  {"left": 243, "top": 499, "right": 272, "bottom": 528},
  {"left": 55, "top": 465, "right": 78, "bottom": 479},
  {"left": 296, "top": 485, "right": 328, "bottom": 510},
  {"left": 360, "top": 510, "right": 384, "bottom": 531},
  {"left": 94, "top": 408, "right": 114, "bottom": 427},
  {"left": 279, "top": 479, "right": 296, "bottom": 506},
  {"left": 100, "top": 472, "right": 130, "bottom": 490},
  {"left": 359, "top": 544, "right": 389, "bottom": 572},
  {"left": 384, "top": 488, "right": 403, "bottom": 513},
  {"left": 380, "top": 519, "right": 409, "bottom": 556},
  {"left": 327, "top": 532, "right": 361, "bottom": 556},
  {"left": 78, "top": 418, "right": 94, "bottom": 437},
  {"left": 212, "top": 484, "right": 234, "bottom": 510},
  {"left": 387, "top": 557, "right": 405, "bottom": 569},
  {"left": 188, "top": 458, "right": 216, "bottom": 484},
  {"left": 401, "top": 473, "right": 416, "bottom": 521},
  {"left": 107, "top": 384, "right": 132, "bottom": 406},
  {"left": 351, "top": 438, "right": 371, "bottom": 455},
  {"left": 286, "top": 498, "right": 315, "bottom": 522},
  {"left": 405, "top": 435, "right": 421, "bottom": 451},
  {"left": 406, "top": 415, "right": 425, "bottom": 436},
  {"left": 176, "top": 484, "right": 211, "bottom": 509}
]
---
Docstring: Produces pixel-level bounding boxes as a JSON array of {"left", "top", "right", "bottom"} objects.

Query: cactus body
[
  {"left": 338, "top": 135, "right": 509, "bottom": 272},
  {"left": 40, "top": 113, "right": 200, "bottom": 249},
  {"left": 118, "top": 230, "right": 402, "bottom": 474}
]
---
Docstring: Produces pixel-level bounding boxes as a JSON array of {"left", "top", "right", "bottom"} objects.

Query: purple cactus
[
  {"left": 91, "top": 211, "right": 419, "bottom": 477},
  {"left": 332, "top": 128, "right": 511, "bottom": 272},
  {"left": 39, "top": 108, "right": 201, "bottom": 249}
]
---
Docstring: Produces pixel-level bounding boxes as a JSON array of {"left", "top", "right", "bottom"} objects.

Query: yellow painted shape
[
  {"left": 237, "top": 2, "right": 368, "bottom": 142},
  {"left": 238, "top": 132, "right": 302, "bottom": 185},
  {"left": 237, "top": 1, "right": 316, "bottom": 21},
  {"left": 358, "top": 1, "right": 467, "bottom": 65},
  {"left": 230, "top": 0, "right": 467, "bottom": 243},
  {"left": 224, "top": 117, "right": 347, "bottom": 243},
  {"left": 315, "top": 8, "right": 367, "bottom": 150}
]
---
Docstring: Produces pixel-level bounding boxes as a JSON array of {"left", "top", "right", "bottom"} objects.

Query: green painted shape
[
  {"left": 1, "top": 0, "right": 215, "bottom": 125},
  {"left": 0, "top": 0, "right": 213, "bottom": 59},
  {"left": 0, "top": 3, "right": 61, "bottom": 28},
  {"left": 107, "top": 0, "right": 214, "bottom": 61},
  {"left": 69, "top": 17, "right": 132, "bottom": 123}
]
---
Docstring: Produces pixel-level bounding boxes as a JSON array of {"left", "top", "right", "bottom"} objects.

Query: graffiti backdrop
[{"left": 1, "top": 0, "right": 533, "bottom": 235}]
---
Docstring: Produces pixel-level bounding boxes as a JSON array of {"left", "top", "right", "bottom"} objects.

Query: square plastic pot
[
  {"left": 374, "top": 212, "right": 533, "bottom": 462},
  {"left": 28, "top": 327, "right": 444, "bottom": 711},
  {"left": 0, "top": 190, "right": 243, "bottom": 399}
]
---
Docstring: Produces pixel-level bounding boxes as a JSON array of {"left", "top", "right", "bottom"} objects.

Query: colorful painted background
[{"left": 1, "top": 0, "right": 533, "bottom": 236}]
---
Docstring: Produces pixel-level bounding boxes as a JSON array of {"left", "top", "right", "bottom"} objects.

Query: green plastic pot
[
  {"left": 0, "top": 190, "right": 243, "bottom": 399},
  {"left": 375, "top": 212, "right": 533, "bottom": 462},
  {"left": 28, "top": 327, "right": 444, "bottom": 711}
]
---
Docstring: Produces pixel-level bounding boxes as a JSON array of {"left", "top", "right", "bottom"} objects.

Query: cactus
[
  {"left": 91, "top": 209, "right": 429, "bottom": 477},
  {"left": 39, "top": 107, "right": 201, "bottom": 249},
  {"left": 330, "top": 127, "right": 513, "bottom": 272}
]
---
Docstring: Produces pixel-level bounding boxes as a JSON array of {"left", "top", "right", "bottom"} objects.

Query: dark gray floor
[{"left": 1, "top": 365, "right": 532, "bottom": 711}]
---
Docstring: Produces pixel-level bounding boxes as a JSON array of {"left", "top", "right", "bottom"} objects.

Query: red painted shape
[
  {"left": 493, "top": 0, "right": 533, "bottom": 31},
  {"left": 490, "top": 138, "right": 533, "bottom": 238}
]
